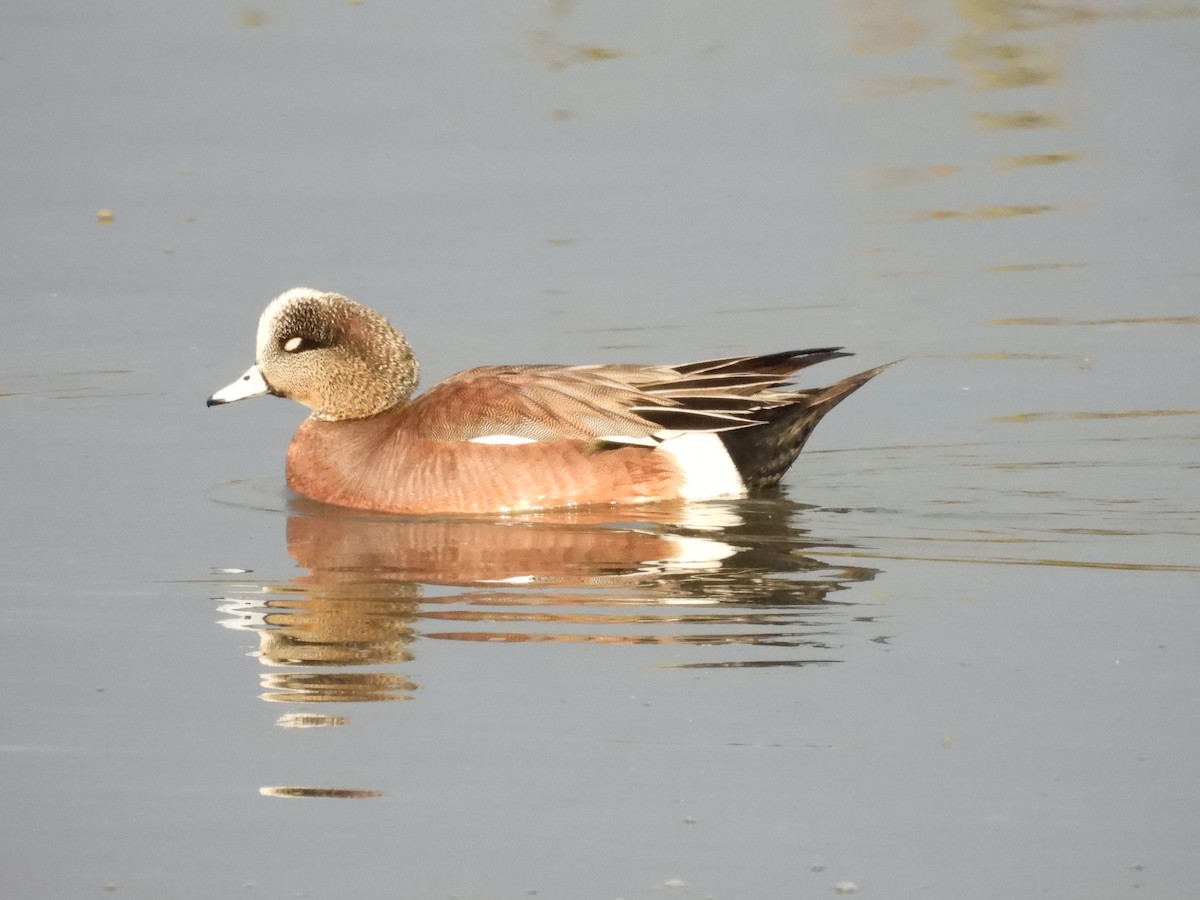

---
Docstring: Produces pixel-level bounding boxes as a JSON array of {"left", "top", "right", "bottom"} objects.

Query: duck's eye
[{"left": 282, "top": 336, "right": 314, "bottom": 353}]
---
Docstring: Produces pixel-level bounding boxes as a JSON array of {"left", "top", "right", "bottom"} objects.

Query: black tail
[{"left": 719, "top": 364, "right": 891, "bottom": 491}]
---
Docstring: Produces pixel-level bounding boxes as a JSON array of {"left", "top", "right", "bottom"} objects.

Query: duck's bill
[{"left": 207, "top": 365, "right": 270, "bottom": 406}]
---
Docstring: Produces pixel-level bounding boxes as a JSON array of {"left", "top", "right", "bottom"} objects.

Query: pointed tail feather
[
  {"left": 718, "top": 363, "right": 893, "bottom": 491},
  {"left": 671, "top": 348, "right": 852, "bottom": 378}
]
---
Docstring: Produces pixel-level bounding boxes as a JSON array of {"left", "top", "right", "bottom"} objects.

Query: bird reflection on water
[{"left": 215, "top": 494, "right": 882, "bottom": 707}]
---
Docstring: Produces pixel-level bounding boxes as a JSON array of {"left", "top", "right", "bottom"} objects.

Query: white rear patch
[
  {"left": 657, "top": 432, "right": 746, "bottom": 500},
  {"left": 469, "top": 434, "right": 537, "bottom": 445}
]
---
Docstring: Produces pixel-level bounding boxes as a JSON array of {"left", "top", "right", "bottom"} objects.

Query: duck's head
[{"left": 207, "top": 288, "right": 420, "bottom": 420}]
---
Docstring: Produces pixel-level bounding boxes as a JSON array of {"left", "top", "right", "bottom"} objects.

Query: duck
[{"left": 208, "top": 288, "right": 887, "bottom": 514}]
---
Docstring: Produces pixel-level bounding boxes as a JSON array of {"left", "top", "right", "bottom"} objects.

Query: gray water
[{"left": 3, "top": 2, "right": 1198, "bottom": 898}]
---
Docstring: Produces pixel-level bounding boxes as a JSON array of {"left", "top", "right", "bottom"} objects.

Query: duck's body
[
  {"left": 209, "top": 288, "right": 886, "bottom": 515},
  {"left": 285, "top": 407, "right": 679, "bottom": 514}
]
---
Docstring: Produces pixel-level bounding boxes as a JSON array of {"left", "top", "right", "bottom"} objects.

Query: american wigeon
[{"left": 208, "top": 288, "right": 886, "bottom": 514}]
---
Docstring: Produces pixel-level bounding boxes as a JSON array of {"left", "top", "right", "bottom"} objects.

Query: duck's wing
[{"left": 405, "top": 349, "right": 851, "bottom": 444}]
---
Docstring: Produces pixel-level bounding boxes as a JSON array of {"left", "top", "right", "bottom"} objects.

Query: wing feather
[{"left": 406, "top": 350, "right": 854, "bottom": 443}]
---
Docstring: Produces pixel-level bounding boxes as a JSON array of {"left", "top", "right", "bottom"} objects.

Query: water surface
[{"left": 3, "top": 2, "right": 1198, "bottom": 898}]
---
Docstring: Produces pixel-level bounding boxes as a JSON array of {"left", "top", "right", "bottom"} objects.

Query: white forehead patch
[{"left": 256, "top": 287, "right": 322, "bottom": 357}]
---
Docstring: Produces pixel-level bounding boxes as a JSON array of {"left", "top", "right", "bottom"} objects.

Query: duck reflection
[{"left": 216, "top": 495, "right": 880, "bottom": 707}]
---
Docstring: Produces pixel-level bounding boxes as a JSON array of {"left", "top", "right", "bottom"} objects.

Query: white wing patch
[
  {"left": 468, "top": 434, "right": 537, "bottom": 445},
  {"left": 600, "top": 435, "right": 657, "bottom": 447},
  {"left": 465, "top": 431, "right": 745, "bottom": 500},
  {"left": 657, "top": 432, "right": 746, "bottom": 500}
]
